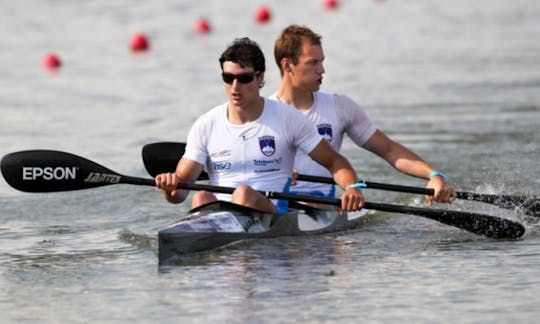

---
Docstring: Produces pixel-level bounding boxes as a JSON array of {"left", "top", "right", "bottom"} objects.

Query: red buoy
[
  {"left": 194, "top": 18, "right": 211, "bottom": 34},
  {"left": 254, "top": 6, "right": 271, "bottom": 24},
  {"left": 42, "top": 53, "right": 62, "bottom": 70},
  {"left": 130, "top": 33, "right": 149, "bottom": 52},
  {"left": 323, "top": 0, "right": 339, "bottom": 10}
]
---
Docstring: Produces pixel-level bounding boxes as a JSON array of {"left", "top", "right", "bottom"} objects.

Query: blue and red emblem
[
  {"left": 258, "top": 136, "right": 276, "bottom": 156},
  {"left": 318, "top": 123, "right": 333, "bottom": 141}
]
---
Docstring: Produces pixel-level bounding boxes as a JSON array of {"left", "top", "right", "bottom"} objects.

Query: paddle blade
[
  {"left": 426, "top": 210, "right": 525, "bottom": 239},
  {"left": 142, "top": 142, "right": 210, "bottom": 180},
  {"left": 458, "top": 191, "right": 540, "bottom": 217},
  {"left": 363, "top": 201, "right": 525, "bottom": 239},
  {"left": 142, "top": 142, "right": 185, "bottom": 177},
  {"left": 1, "top": 150, "right": 121, "bottom": 192}
]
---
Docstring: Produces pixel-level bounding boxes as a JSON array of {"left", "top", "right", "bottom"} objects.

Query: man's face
[
  {"left": 222, "top": 61, "right": 262, "bottom": 108},
  {"left": 289, "top": 40, "right": 325, "bottom": 92}
]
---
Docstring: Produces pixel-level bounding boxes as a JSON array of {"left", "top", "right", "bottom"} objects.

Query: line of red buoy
[{"left": 42, "top": 0, "right": 387, "bottom": 72}]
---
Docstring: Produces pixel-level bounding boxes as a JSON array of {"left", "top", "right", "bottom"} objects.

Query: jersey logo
[
  {"left": 210, "top": 149, "right": 232, "bottom": 158},
  {"left": 258, "top": 136, "right": 276, "bottom": 157},
  {"left": 318, "top": 123, "right": 333, "bottom": 141},
  {"left": 212, "top": 161, "right": 232, "bottom": 171}
]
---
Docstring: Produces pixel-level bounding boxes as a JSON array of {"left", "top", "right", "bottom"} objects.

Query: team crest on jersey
[
  {"left": 258, "top": 136, "right": 276, "bottom": 156},
  {"left": 318, "top": 123, "right": 333, "bottom": 141}
]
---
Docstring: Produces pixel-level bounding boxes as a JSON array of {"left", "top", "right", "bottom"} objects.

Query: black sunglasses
[{"left": 222, "top": 71, "right": 260, "bottom": 84}]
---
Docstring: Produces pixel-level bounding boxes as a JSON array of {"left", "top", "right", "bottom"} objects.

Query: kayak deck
[{"left": 158, "top": 201, "right": 365, "bottom": 263}]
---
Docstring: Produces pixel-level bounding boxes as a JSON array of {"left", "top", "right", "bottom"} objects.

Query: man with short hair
[
  {"left": 155, "top": 37, "right": 365, "bottom": 213},
  {"left": 271, "top": 25, "right": 456, "bottom": 204}
]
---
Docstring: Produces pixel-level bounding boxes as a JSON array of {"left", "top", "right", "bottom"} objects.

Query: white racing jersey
[
  {"left": 183, "top": 98, "right": 323, "bottom": 202},
  {"left": 269, "top": 91, "right": 377, "bottom": 197}
]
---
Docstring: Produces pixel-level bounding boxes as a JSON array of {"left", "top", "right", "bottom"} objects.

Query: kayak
[{"left": 158, "top": 200, "right": 366, "bottom": 263}]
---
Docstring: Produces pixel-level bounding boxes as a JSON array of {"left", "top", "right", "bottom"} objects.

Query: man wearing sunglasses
[
  {"left": 271, "top": 25, "right": 456, "bottom": 204},
  {"left": 155, "top": 37, "right": 364, "bottom": 214}
]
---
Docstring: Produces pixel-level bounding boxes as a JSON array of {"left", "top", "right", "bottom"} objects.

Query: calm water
[{"left": 1, "top": 0, "right": 540, "bottom": 322}]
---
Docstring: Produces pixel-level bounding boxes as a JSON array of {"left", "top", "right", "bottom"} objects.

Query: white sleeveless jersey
[
  {"left": 183, "top": 98, "right": 323, "bottom": 201},
  {"left": 269, "top": 91, "right": 377, "bottom": 196}
]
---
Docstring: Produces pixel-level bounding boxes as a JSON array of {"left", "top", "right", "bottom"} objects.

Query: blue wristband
[
  {"left": 429, "top": 171, "right": 448, "bottom": 181},
  {"left": 346, "top": 182, "right": 367, "bottom": 192}
]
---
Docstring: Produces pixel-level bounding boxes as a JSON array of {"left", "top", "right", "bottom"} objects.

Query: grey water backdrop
[{"left": 1, "top": 0, "right": 540, "bottom": 322}]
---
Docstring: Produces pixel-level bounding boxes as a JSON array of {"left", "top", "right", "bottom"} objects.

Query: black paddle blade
[
  {"left": 520, "top": 199, "right": 540, "bottom": 217},
  {"left": 458, "top": 191, "right": 540, "bottom": 217},
  {"left": 142, "top": 142, "right": 210, "bottom": 180},
  {"left": 363, "top": 202, "right": 525, "bottom": 239},
  {"left": 1, "top": 150, "right": 121, "bottom": 192},
  {"left": 418, "top": 209, "right": 525, "bottom": 239}
]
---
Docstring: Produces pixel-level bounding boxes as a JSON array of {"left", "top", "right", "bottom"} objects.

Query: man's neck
[
  {"left": 227, "top": 97, "right": 264, "bottom": 124},
  {"left": 276, "top": 83, "right": 314, "bottom": 112}
]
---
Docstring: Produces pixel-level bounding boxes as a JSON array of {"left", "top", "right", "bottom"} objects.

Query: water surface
[{"left": 1, "top": 0, "right": 540, "bottom": 322}]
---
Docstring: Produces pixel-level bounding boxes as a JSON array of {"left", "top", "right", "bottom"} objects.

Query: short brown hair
[
  {"left": 220, "top": 37, "right": 266, "bottom": 73},
  {"left": 274, "top": 25, "right": 322, "bottom": 76}
]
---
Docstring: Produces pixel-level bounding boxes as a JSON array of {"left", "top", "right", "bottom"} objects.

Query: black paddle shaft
[
  {"left": 141, "top": 142, "right": 540, "bottom": 217},
  {"left": 2, "top": 149, "right": 526, "bottom": 239}
]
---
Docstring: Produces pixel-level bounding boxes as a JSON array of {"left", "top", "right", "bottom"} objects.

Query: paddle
[
  {"left": 141, "top": 142, "right": 540, "bottom": 216},
  {"left": 1, "top": 149, "right": 525, "bottom": 239}
]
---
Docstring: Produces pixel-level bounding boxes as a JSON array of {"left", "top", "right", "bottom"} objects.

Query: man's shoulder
[
  {"left": 190, "top": 103, "right": 227, "bottom": 131},
  {"left": 264, "top": 96, "right": 286, "bottom": 107},
  {"left": 316, "top": 91, "right": 361, "bottom": 112},
  {"left": 316, "top": 90, "right": 350, "bottom": 102},
  {"left": 264, "top": 97, "right": 299, "bottom": 113}
]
